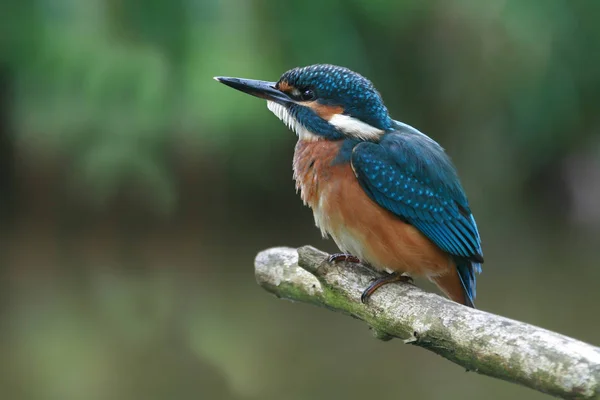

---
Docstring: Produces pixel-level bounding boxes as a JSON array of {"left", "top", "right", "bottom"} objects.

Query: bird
[{"left": 214, "top": 64, "right": 483, "bottom": 308}]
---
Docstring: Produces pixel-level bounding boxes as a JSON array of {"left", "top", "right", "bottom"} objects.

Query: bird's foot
[
  {"left": 327, "top": 253, "right": 361, "bottom": 264},
  {"left": 361, "top": 272, "right": 414, "bottom": 304}
]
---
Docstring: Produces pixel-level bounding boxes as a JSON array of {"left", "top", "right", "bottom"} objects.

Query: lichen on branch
[{"left": 255, "top": 245, "right": 600, "bottom": 400}]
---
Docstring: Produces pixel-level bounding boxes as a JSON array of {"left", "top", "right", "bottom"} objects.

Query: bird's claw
[
  {"left": 361, "top": 272, "right": 414, "bottom": 304},
  {"left": 399, "top": 273, "right": 414, "bottom": 285},
  {"left": 327, "top": 253, "right": 360, "bottom": 264}
]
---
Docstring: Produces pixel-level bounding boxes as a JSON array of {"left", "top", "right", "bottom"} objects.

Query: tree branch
[{"left": 254, "top": 245, "right": 600, "bottom": 400}]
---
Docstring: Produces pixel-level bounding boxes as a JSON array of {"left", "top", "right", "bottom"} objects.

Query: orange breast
[{"left": 293, "top": 139, "right": 454, "bottom": 279}]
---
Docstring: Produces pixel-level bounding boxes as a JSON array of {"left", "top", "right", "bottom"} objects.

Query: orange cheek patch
[
  {"left": 277, "top": 81, "right": 292, "bottom": 92},
  {"left": 305, "top": 102, "right": 344, "bottom": 120}
]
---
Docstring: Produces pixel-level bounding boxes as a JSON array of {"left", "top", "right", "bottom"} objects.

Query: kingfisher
[{"left": 215, "top": 64, "right": 483, "bottom": 308}]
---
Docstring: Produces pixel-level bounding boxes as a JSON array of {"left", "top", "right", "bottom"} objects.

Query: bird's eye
[{"left": 300, "top": 88, "right": 315, "bottom": 101}]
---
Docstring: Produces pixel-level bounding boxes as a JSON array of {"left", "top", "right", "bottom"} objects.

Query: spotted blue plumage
[
  {"left": 280, "top": 64, "right": 393, "bottom": 131},
  {"left": 350, "top": 125, "right": 483, "bottom": 306}
]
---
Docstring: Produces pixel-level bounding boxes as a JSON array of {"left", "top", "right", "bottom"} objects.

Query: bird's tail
[
  {"left": 456, "top": 214, "right": 484, "bottom": 308},
  {"left": 454, "top": 257, "right": 481, "bottom": 308},
  {"left": 430, "top": 258, "right": 480, "bottom": 308}
]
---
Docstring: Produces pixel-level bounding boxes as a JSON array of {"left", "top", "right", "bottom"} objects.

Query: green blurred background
[{"left": 1, "top": 0, "right": 599, "bottom": 399}]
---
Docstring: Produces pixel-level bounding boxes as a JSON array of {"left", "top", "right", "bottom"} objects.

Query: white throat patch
[
  {"left": 328, "top": 114, "right": 384, "bottom": 140},
  {"left": 267, "top": 101, "right": 320, "bottom": 141},
  {"left": 267, "top": 100, "right": 385, "bottom": 141}
]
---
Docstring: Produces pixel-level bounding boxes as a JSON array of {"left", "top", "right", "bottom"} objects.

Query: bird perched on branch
[{"left": 215, "top": 64, "right": 483, "bottom": 307}]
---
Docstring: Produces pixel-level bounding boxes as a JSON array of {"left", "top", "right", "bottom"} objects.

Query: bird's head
[{"left": 215, "top": 64, "right": 393, "bottom": 141}]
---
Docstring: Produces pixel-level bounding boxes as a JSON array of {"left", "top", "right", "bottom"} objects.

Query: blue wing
[{"left": 350, "top": 126, "right": 483, "bottom": 304}]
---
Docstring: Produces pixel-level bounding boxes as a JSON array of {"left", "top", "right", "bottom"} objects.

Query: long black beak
[{"left": 213, "top": 77, "right": 292, "bottom": 104}]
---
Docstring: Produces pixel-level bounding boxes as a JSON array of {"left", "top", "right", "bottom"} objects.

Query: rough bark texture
[{"left": 255, "top": 245, "right": 600, "bottom": 400}]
